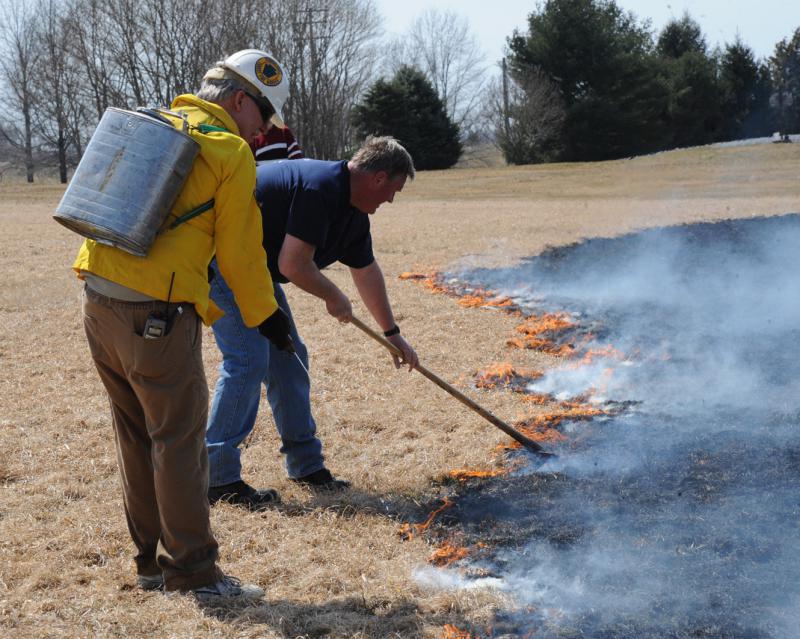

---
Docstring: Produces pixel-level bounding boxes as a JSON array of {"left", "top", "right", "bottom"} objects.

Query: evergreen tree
[
  {"left": 352, "top": 66, "right": 462, "bottom": 170},
  {"left": 657, "top": 15, "right": 722, "bottom": 147},
  {"left": 507, "top": 0, "right": 669, "bottom": 161},
  {"left": 749, "top": 62, "right": 776, "bottom": 136},
  {"left": 660, "top": 50, "right": 722, "bottom": 146},
  {"left": 657, "top": 12, "right": 706, "bottom": 58},
  {"left": 769, "top": 28, "right": 800, "bottom": 134},
  {"left": 719, "top": 39, "right": 773, "bottom": 138}
]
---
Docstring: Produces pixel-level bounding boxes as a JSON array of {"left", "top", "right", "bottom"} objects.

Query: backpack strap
[
  {"left": 168, "top": 199, "right": 214, "bottom": 230},
  {"left": 195, "top": 123, "right": 228, "bottom": 134},
  {"left": 165, "top": 121, "right": 228, "bottom": 230}
]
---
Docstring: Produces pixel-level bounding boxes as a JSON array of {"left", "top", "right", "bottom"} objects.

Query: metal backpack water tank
[{"left": 54, "top": 107, "right": 200, "bottom": 257}]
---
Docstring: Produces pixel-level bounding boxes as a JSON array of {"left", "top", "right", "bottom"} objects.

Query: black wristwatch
[{"left": 383, "top": 324, "right": 400, "bottom": 337}]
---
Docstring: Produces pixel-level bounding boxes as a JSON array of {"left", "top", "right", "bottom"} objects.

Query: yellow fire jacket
[{"left": 73, "top": 94, "right": 277, "bottom": 326}]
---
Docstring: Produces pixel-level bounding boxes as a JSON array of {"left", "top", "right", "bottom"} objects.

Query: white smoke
[
  {"left": 413, "top": 565, "right": 505, "bottom": 592},
  {"left": 440, "top": 215, "right": 800, "bottom": 636}
]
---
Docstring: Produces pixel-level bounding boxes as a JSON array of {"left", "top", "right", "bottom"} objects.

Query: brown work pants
[{"left": 82, "top": 286, "right": 221, "bottom": 591}]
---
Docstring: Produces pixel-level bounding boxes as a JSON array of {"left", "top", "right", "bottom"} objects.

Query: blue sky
[{"left": 375, "top": 1, "right": 800, "bottom": 64}]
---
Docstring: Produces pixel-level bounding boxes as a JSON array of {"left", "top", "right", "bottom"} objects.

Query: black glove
[{"left": 258, "top": 308, "right": 295, "bottom": 352}]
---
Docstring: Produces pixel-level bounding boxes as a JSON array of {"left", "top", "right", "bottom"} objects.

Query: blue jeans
[{"left": 206, "top": 259, "right": 324, "bottom": 486}]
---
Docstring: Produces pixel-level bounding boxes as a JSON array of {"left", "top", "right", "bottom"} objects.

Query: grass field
[{"left": 1, "top": 142, "right": 798, "bottom": 638}]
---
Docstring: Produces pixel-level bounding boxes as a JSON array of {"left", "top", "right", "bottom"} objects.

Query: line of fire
[{"left": 397, "top": 215, "right": 800, "bottom": 638}]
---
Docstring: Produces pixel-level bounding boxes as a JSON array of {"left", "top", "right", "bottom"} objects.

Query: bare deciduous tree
[
  {"left": 0, "top": 0, "right": 383, "bottom": 175},
  {"left": 33, "top": 0, "right": 87, "bottom": 183},
  {"left": 488, "top": 65, "right": 566, "bottom": 165},
  {"left": 260, "top": 0, "right": 381, "bottom": 158},
  {"left": 102, "top": 0, "right": 151, "bottom": 106},
  {"left": 387, "top": 9, "right": 487, "bottom": 133},
  {"left": 136, "top": 0, "right": 262, "bottom": 105},
  {"left": 66, "top": 0, "right": 264, "bottom": 115},
  {"left": 66, "top": 0, "right": 125, "bottom": 120},
  {"left": 0, "top": 0, "right": 40, "bottom": 181},
  {"left": 205, "top": 0, "right": 268, "bottom": 58}
]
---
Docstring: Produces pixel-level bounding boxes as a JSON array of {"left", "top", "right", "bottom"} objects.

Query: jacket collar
[{"left": 170, "top": 94, "right": 240, "bottom": 137}]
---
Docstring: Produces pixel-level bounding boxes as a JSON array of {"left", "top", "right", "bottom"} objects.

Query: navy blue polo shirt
[{"left": 255, "top": 160, "right": 375, "bottom": 283}]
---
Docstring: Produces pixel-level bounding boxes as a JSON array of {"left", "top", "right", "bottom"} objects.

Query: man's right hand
[
  {"left": 258, "top": 308, "right": 295, "bottom": 352},
  {"left": 325, "top": 288, "right": 353, "bottom": 323}
]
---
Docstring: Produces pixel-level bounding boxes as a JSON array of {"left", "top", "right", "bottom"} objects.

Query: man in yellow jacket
[{"left": 73, "top": 50, "right": 292, "bottom": 599}]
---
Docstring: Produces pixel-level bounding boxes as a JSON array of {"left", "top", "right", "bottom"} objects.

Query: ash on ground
[{"left": 429, "top": 214, "right": 800, "bottom": 638}]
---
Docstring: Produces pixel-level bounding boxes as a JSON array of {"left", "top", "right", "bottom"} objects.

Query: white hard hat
[{"left": 203, "top": 49, "right": 289, "bottom": 126}]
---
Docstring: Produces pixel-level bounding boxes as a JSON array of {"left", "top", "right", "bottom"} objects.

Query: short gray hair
[
  {"left": 196, "top": 76, "right": 248, "bottom": 104},
  {"left": 350, "top": 136, "right": 415, "bottom": 180}
]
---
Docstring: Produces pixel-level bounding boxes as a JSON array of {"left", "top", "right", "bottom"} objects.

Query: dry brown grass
[{"left": 1, "top": 143, "right": 798, "bottom": 638}]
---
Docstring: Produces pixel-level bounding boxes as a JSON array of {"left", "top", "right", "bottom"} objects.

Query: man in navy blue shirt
[{"left": 206, "top": 136, "right": 418, "bottom": 507}]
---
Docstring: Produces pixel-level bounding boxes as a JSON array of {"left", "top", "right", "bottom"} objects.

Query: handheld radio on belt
[{"left": 143, "top": 272, "right": 178, "bottom": 339}]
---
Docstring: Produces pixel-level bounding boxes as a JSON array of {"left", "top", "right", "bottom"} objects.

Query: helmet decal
[{"left": 255, "top": 56, "right": 283, "bottom": 87}]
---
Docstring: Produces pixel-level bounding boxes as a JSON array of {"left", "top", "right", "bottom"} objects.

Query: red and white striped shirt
[{"left": 253, "top": 126, "right": 304, "bottom": 163}]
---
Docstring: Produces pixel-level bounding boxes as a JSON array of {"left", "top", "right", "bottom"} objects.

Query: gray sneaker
[
  {"left": 192, "top": 574, "right": 264, "bottom": 600},
  {"left": 137, "top": 573, "right": 164, "bottom": 591}
]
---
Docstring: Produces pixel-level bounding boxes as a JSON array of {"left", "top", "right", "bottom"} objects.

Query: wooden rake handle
[{"left": 349, "top": 315, "right": 553, "bottom": 457}]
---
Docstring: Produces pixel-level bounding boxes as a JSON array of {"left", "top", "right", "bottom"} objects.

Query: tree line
[
  {"left": 494, "top": 0, "right": 800, "bottom": 164},
  {"left": 0, "top": 0, "right": 479, "bottom": 180},
  {"left": 1, "top": 0, "right": 799, "bottom": 181},
  {"left": 0, "top": 0, "right": 383, "bottom": 182}
]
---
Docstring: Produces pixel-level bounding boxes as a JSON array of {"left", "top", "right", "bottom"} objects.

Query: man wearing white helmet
[
  {"left": 74, "top": 49, "right": 293, "bottom": 600},
  {"left": 203, "top": 48, "right": 291, "bottom": 133}
]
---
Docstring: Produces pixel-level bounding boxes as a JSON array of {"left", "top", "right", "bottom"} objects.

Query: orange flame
[
  {"left": 398, "top": 271, "right": 451, "bottom": 294},
  {"left": 399, "top": 498, "right": 453, "bottom": 541},
  {"left": 504, "top": 313, "right": 577, "bottom": 356},
  {"left": 430, "top": 541, "right": 471, "bottom": 566},
  {"left": 398, "top": 273, "right": 581, "bottom": 359},
  {"left": 474, "top": 362, "right": 543, "bottom": 389},
  {"left": 569, "top": 344, "right": 626, "bottom": 366},
  {"left": 441, "top": 625, "right": 472, "bottom": 639},
  {"left": 458, "top": 293, "right": 514, "bottom": 309},
  {"left": 448, "top": 467, "right": 507, "bottom": 482},
  {"left": 399, "top": 271, "right": 518, "bottom": 311},
  {"left": 522, "top": 392, "right": 554, "bottom": 405},
  {"left": 457, "top": 294, "right": 486, "bottom": 308},
  {"left": 499, "top": 401, "right": 609, "bottom": 449},
  {"left": 516, "top": 313, "right": 574, "bottom": 336},
  {"left": 513, "top": 415, "right": 569, "bottom": 444},
  {"left": 399, "top": 268, "right": 625, "bottom": 462},
  {"left": 423, "top": 278, "right": 450, "bottom": 294},
  {"left": 507, "top": 336, "right": 575, "bottom": 357}
]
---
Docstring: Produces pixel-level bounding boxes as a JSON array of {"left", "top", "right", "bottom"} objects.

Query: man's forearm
[
  {"left": 278, "top": 234, "right": 352, "bottom": 321},
  {"left": 284, "top": 259, "right": 340, "bottom": 302},
  {"left": 351, "top": 261, "right": 395, "bottom": 332}
]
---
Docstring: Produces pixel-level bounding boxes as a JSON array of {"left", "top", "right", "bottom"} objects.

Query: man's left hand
[
  {"left": 258, "top": 307, "right": 295, "bottom": 352},
  {"left": 387, "top": 334, "right": 418, "bottom": 371}
]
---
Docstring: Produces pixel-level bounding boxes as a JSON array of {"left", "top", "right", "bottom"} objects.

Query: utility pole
[
  {"left": 302, "top": 0, "right": 328, "bottom": 157},
  {"left": 502, "top": 57, "right": 510, "bottom": 141}
]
